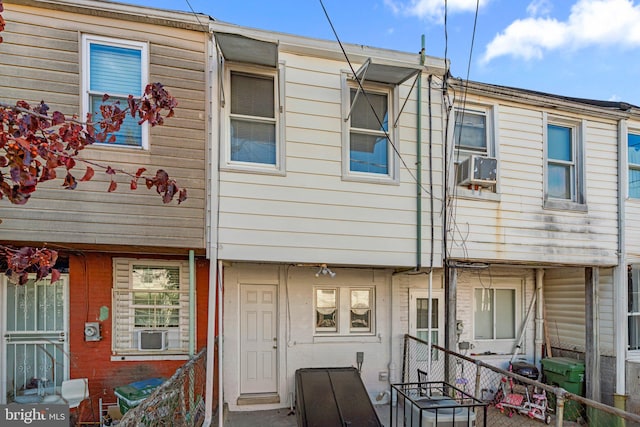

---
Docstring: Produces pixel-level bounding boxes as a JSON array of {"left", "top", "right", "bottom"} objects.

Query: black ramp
[{"left": 296, "top": 367, "right": 382, "bottom": 427}]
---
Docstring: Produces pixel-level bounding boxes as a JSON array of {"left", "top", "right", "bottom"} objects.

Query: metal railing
[
  {"left": 117, "top": 347, "right": 207, "bottom": 427},
  {"left": 401, "top": 334, "right": 640, "bottom": 427}
]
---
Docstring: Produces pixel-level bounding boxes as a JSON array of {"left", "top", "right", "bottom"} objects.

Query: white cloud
[
  {"left": 385, "top": 0, "right": 491, "bottom": 22},
  {"left": 482, "top": 0, "right": 640, "bottom": 63},
  {"left": 526, "top": 0, "right": 552, "bottom": 17}
]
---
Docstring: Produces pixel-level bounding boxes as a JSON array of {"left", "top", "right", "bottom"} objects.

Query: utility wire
[
  {"left": 445, "top": 0, "right": 482, "bottom": 260},
  {"left": 319, "top": 0, "right": 442, "bottom": 201}
]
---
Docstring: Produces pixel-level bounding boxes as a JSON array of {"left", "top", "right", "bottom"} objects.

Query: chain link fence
[
  {"left": 399, "top": 334, "right": 640, "bottom": 427},
  {"left": 116, "top": 347, "right": 207, "bottom": 427}
]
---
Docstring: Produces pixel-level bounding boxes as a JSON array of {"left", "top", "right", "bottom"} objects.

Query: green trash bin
[{"left": 541, "top": 357, "right": 585, "bottom": 421}]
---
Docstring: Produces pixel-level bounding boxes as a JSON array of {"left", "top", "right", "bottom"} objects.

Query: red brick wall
[{"left": 67, "top": 253, "right": 210, "bottom": 419}]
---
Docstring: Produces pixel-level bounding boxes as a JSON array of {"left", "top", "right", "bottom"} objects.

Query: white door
[
  {"left": 240, "top": 284, "right": 277, "bottom": 394},
  {"left": 409, "top": 289, "right": 444, "bottom": 353},
  {"left": 1, "top": 276, "right": 69, "bottom": 404}
]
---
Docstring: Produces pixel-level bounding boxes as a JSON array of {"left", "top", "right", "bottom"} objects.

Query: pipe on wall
[{"left": 189, "top": 250, "right": 196, "bottom": 357}]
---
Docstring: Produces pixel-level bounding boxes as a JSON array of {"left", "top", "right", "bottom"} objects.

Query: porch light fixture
[{"left": 315, "top": 264, "right": 336, "bottom": 278}]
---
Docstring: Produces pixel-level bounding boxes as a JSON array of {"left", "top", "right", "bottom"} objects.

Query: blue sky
[{"left": 126, "top": 0, "right": 640, "bottom": 105}]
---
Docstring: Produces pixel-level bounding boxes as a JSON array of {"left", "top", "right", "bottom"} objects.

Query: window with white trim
[
  {"left": 628, "top": 132, "right": 640, "bottom": 199},
  {"left": 314, "top": 287, "right": 374, "bottom": 335},
  {"left": 454, "top": 108, "right": 492, "bottom": 158},
  {"left": 452, "top": 105, "right": 497, "bottom": 193},
  {"left": 82, "top": 35, "right": 148, "bottom": 148},
  {"left": 473, "top": 287, "right": 516, "bottom": 340},
  {"left": 223, "top": 64, "right": 284, "bottom": 172},
  {"left": 342, "top": 73, "right": 398, "bottom": 183},
  {"left": 544, "top": 115, "right": 585, "bottom": 208},
  {"left": 628, "top": 265, "right": 640, "bottom": 351},
  {"left": 112, "top": 259, "right": 189, "bottom": 356}
]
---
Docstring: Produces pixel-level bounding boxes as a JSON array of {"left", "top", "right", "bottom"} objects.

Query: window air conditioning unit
[
  {"left": 457, "top": 155, "right": 497, "bottom": 187},
  {"left": 137, "top": 330, "right": 168, "bottom": 351}
]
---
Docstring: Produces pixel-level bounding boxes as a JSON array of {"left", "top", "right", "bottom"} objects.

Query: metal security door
[
  {"left": 240, "top": 284, "right": 277, "bottom": 394},
  {"left": 2, "top": 276, "right": 68, "bottom": 403}
]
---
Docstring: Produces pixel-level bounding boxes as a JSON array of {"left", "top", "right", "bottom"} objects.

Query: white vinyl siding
[
  {"left": 112, "top": 258, "right": 190, "bottom": 356},
  {"left": 0, "top": 4, "right": 207, "bottom": 250},
  {"left": 449, "top": 98, "right": 618, "bottom": 266},
  {"left": 218, "top": 53, "right": 443, "bottom": 267}
]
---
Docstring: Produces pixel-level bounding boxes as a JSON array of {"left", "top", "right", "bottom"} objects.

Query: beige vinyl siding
[
  {"left": 449, "top": 97, "right": 619, "bottom": 266},
  {"left": 0, "top": 3, "right": 207, "bottom": 250},
  {"left": 217, "top": 51, "right": 444, "bottom": 267},
  {"left": 544, "top": 267, "right": 614, "bottom": 355},
  {"left": 544, "top": 268, "right": 586, "bottom": 352}
]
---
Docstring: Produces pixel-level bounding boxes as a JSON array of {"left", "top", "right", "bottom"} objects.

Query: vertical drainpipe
[
  {"left": 204, "top": 27, "right": 221, "bottom": 427},
  {"left": 416, "top": 35, "right": 425, "bottom": 271},
  {"left": 189, "top": 250, "right": 196, "bottom": 357},
  {"left": 615, "top": 119, "right": 628, "bottom": 408},
  {"left": 534, "top": 268, "right": 544, "bottom": 365}
]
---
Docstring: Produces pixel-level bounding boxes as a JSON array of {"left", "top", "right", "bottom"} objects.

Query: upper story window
[
  {"left": 348, "top": 86, "right": 391, "bottom": 175},
  {"left": 342, "top": 73, "right": 399, "bottom": 184},
  {"left": 454, "top": 108, "right": 490, "bottom": 157},
  {"left": 544, "top": 115, "right": 586, "bottom": 210},
  {"left": 82, "top": 35, "right": 148, "bottom": 149},
  {"left": 547, "top": 124, "right": 575, "bottom": 199},
  {"left": 112, "top": 259, "right": 189, "bottom": 358},
  {"left": 314, "top": 286, "right": 375, "bottom": 335},
  {"left": 223, "top": 65, "right": 285, "bottom": 173},
  {"left": 230, "top": 71, "right": 275, "bottom": 164},
  {"left": 628, "top": 132, "right": 640, "bottom": 199},
  {"left": 452, "top": 106, "right": 498, "bottom": 194}
]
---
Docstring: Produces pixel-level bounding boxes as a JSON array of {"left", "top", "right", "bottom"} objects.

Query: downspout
[
  {"left": 416, "top": 35, "right": 424, "bottom": 271},
  {"left": 204, "top": 28, "right": 221, "bottom": 427},
  {"left": 615, "top": 119, "right": 627, "bottom": 408},
  {"left": 189, "top": 250, "right": 196, "bottom": 357},
  {"left": 534, "top": 269, "right": 544, "bottom": 365}
]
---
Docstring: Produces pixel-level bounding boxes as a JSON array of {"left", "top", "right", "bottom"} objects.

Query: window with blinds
[
  {"left": 82, "top": 35, "right": 148, "bottom": 148},
  {"left": 112, "top": 259, "right": 190, "bottom": 356}
]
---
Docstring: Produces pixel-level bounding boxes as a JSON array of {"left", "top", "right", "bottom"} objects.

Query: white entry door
[
  {"left": 240, "top": 284, "right": 277, "bottom": 394},
  {"left": 409, "top": 289, "right": 444, "bottom": 351},
  {"left": 1, "top": 276, "right": 69, "bottom": 404}
]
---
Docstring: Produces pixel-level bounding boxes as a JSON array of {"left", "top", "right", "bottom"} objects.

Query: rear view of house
[{"left": 0, "top": 0, "right": 211, "bottom": 421}]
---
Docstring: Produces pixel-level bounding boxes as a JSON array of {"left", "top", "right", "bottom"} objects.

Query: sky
[{"left": 124, "top": 0, "right": 640, "bottom": 105}]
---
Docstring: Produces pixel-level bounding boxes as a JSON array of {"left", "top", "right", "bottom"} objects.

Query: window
[
  {"left": 473, "top": 288, "right": 515, "bottom": 340},
  {"left": 628, "top": 132, "right": 640, "bottom": 199},
  {"left": 547, "top": 124, "right": 574, "bottom": 199},
  {"left": 314, "top": 287, "right": 374, "bottom": 335},
  {"left": 454, "top": 109, "right": 490, "bottom": 157},
  {"left": 315, "top": 289, "right": 337, "bottom": 332},
  {"left": 452, "top": 106, "right": 498, "bottom": 194},
  {"left": 82, "top": 35, "right": 148, "bottom": 148},
  {"left": 544, "top": 116, "right": 585, "bottom": 207},
  {"left": 350, "top": 289, "right": 372, "bottom": 332},
  {"left": 349, "top": 88, "right": 390, "bottom": 175},
  {"left": 629, "top": 265, "right": 640, "bottom": 351},
  {"left": 342, "top": 73, "right": 399, "bottom": 183},
  {"left": 224, "top": 65, "right": 284, "bottom": 172},
  {"left": 112, "top": 259, "right": 189, "bottom": 356}
]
